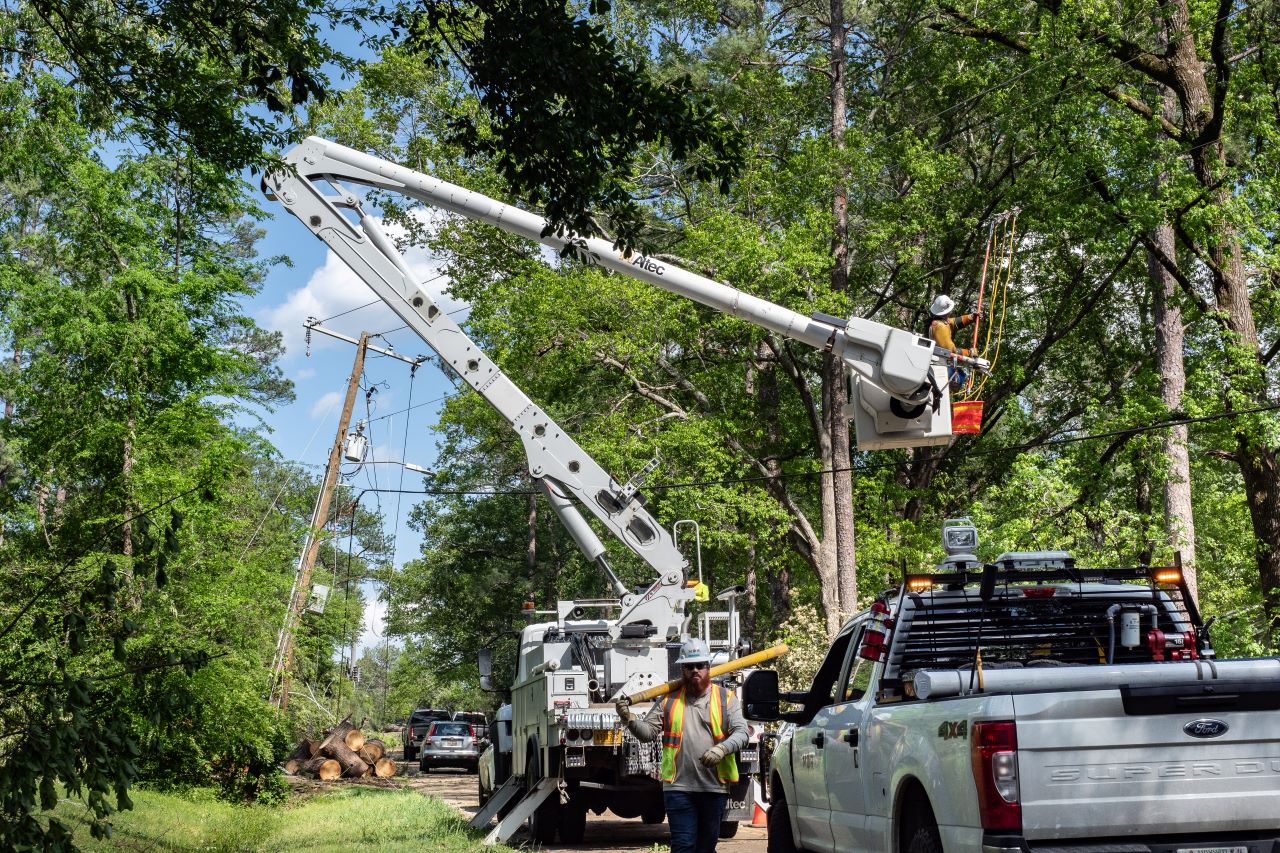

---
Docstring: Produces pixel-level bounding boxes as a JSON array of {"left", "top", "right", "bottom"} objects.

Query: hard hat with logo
[
  {"left": 675, "top": 637, "right": 712, "bottom": 665},
  {"left": 929, "top": 294, "right": 955, "bottom": 317}
]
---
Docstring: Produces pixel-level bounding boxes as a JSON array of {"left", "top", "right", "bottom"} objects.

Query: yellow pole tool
[{"left": 624, "top": 643, "right": 790, "bottom": 704}]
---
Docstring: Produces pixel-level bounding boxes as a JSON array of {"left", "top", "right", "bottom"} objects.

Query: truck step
[
  {"left": 467, "top": 775, "right": 524, "bottom": 831},
  {"left": 481, "top": 777, "right": 558, "bottom": 846}
]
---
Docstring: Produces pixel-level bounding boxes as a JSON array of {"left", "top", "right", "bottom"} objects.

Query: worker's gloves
[
  {"left": 614, "top": 697, "right": 633, "bottom": 725},
  {"left": 699, "top": 745, "right": 727, "bottom": 767}
]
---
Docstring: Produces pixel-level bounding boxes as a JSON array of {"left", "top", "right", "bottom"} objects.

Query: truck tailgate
[{"left": 1013, "top": 688, "right": 1280, "bottom": 840}]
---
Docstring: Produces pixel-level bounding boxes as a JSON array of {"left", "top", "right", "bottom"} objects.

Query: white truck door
[
  {"left": 789, "top": 626, "right": 860, "bottom": 853},
  {"left": 825, "top": 622, "right": 876, "bottom": 851}
]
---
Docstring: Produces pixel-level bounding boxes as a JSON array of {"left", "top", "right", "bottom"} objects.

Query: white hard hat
[
  {"left": 930, "top": 294, "right": 955, "bottom": 316},
  {"left": 675, "top": 638, "right": 712, "bottom": 665}
]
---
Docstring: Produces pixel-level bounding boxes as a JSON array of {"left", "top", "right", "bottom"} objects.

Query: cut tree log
[
  {"left": 303, "top": 757, "right": 342, "bottom": 780},
  {"left": 317, "top": 715, "right": 355, "bottom": 755},
  {"left": 357, "top": 740, "right": 385, "bottom": 764},
  {"left": 283, "top": 758, "right": 303, "bottom": 775},
  {"left": 374, "top": 757, "right": 398, "bottom": 777},
  {"left": 284, "top": 737, "right": 320, "bottom": 763},
  {"left": 344, "top": 728, "right": 365, "bottom": 753},
  {"left": 318, "top": 715, "right": 369, "bottom": 777}
]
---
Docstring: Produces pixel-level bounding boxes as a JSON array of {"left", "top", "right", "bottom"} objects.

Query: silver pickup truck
[{"left": 745, "top": 528, "right": 1280, "bottom": 853}]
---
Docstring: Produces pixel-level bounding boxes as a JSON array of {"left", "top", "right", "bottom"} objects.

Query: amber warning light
[
  {"left": 1151, "top": 568, "right": 1182, "bottom": 585},
  {"left": 906, "top": 576, "right": 934, "bottom": 593}
]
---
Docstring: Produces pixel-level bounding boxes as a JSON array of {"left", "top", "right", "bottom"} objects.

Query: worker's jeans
[{"left": 664, "top": 790, "right": 728, "bottom": 853}]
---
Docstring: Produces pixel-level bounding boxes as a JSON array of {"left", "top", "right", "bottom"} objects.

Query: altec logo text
[{"left": 630, "top": 255, "right": 666, "bottom": 276}]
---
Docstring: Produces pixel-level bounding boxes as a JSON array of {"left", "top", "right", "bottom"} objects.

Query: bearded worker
[{"left": 615, "top": 638, "right": 749, "bottom": 853}]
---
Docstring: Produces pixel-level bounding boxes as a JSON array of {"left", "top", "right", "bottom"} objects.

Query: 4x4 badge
[{"left": 1183, "top": 718, "right": 1229, "bottom": 738}]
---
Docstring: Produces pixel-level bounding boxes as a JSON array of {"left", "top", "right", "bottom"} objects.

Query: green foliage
[
  {"left": 7, "top": 0, "right": 384, "bottom": 171},
  {"left": 402, "top": 0, "right": 742, "bottom": 250},
  {"left": 54, "top": 784, "right": 517, "bottom": 852},
  {"left": 0, "top": 70, "right": 316, "bottom": 848}
]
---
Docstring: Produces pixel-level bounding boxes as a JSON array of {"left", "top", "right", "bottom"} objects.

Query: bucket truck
[{"left": 262, "top": 137, "right": 985, "bottom": 845}]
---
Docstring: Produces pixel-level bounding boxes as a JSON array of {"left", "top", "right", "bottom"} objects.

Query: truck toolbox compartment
[
  {"left": 1014, "top": 692, "right": 1280, "bottom": 840},
  {"left": 1120, "top": 678, "right": 1280, "bottom": 716}
]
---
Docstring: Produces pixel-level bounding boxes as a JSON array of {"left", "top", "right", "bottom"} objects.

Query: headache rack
[{"left": 880, "top": 560, "right": 1209, "bottom": 690}]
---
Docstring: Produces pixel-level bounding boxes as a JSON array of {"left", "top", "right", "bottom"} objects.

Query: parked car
[
  {"left": 419, "top": 720, "right": 482, "bottom": 773},
  {"left": 453, "top": 710, "right": 489, "bottom": 746},
  {"left": 477, "top": 704, "right": 512, "bottom": 806},
  {"left": 403, "top": 708, "right": 451, "bottom": 762}
]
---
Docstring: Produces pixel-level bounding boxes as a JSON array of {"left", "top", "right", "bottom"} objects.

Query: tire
[
  {"left": 719, "top": 820, "right": 739, "bottom": 839},
  {"left": 641, "top": 803, "right": 665, "bottom": 824},
  {"left": 526, "top": 742, "right": 559, "bottom": 844},
  {"left": 404, "top": 745, "right": 417, "bottom": 762},
  {"left": 905, "top": 823, "right": 943, "bottom": 853},
  {"left": 767, "top": 787, "right": 800, "bottom": 853},
  {"left": 559, "top": 803, "right": 587, "bottom": 844},
  {"left": 478, "top": 776, "right": 488, "bottom": 807},
  {"left": 419, "top": 759, "right": 430, "bottom": 773}
]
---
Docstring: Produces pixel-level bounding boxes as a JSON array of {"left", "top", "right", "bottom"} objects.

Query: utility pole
[{"left": 270, "top": 332, "right": 370, "bottom": 711}]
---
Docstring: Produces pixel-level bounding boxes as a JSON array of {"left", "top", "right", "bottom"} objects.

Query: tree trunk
[
  {"left": 827, "top": 0, "right": 858, "bottom": 626},
  {"left": 303, "top": 757, "right": 342, "bottom": 780},
  {"left": 374, "top": 757, "right": 399, "bottom": 777},
  {"left": 321, "top": 737, "right": 370, "bottom": 778},
  {"left": 285, "top": 738, "right": 320, "bottom": 763},
  {"left": 344, "top": 728, "right": 365, "bottom": 753},
  {"left": 358, "top": 740, "right": 386, "bottom": 764},
  {"left": 1148, "top": 220, "right": 1196, "bottom": 599},
  {"left": 1158, "top": 0, "right": 1272, "bottom": 629}
]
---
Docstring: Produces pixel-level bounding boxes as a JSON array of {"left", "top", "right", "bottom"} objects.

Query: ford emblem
[{"left": 1183, "top": 719, "right": 1229, "bottom": 738}]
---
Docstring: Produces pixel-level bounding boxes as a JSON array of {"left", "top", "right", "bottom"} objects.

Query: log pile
[{"left": 283, "top": 715, "right": 397, "bottom": 780}]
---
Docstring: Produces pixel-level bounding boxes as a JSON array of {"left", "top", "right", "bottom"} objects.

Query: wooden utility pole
[{"left": 271, "top": 332, "right": 370, "bottom": 711}]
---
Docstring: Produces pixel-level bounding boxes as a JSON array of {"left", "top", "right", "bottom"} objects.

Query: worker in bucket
[
  {"left": 928, "top": 293, "right": 977, "bottom": 388},
  {"left": 616, "top": 638, "right": 748, "bottom": 853}
]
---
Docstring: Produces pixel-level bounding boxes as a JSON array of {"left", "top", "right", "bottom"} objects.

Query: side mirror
[
  {"left": 742, "top": 669, "right": 781, "bottom": 721},
  {"left": 478, "top": 647, "right": 494, "bottom": 692}
]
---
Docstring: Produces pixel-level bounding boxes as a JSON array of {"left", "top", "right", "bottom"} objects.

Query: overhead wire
[{"left": 345, "top": 401, "right": 1280, "bottom": 498}]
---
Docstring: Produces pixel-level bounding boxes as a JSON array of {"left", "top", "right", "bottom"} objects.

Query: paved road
[{"left": 403, "top": 762, "right": 768, "bottom": 852}]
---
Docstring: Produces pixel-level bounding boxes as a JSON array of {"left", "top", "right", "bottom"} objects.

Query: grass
[{"left": 54, "top": 783, "right": 517, "bottom": 852}]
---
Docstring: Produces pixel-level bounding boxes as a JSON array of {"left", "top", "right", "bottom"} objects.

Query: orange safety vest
[{"left": 660, "top": 684, "right": 739, "bottom": 784}]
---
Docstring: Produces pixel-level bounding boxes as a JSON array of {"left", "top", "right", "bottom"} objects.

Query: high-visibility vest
[{"left": 660, "top": 684, "right": 739, "bottom": 784}]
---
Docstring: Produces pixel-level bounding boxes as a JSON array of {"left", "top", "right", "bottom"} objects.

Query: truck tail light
[{"left": 971, "top": 721, "right": 1020, "bottom": 831}]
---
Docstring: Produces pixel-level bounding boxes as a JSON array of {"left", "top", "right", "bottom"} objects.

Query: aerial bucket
[{"left": 951, "top": 400, "right": 984, "bottom": 434}]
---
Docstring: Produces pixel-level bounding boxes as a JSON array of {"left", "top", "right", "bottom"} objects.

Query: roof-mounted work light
[{"left": 942, "top": 518, "right": 978, "bottom": 556}]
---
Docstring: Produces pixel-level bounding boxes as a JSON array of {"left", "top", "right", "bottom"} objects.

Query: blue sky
[{"left": 245, "top": 200, "right": 463, "bottom": 655}]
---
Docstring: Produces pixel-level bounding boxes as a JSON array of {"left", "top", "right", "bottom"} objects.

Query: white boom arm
[
  {"left": 263, "top": 137, "right": 977, "bottom": 634},
  {"left": 269, "top": 137, "right": 977, "bottom": 450}
]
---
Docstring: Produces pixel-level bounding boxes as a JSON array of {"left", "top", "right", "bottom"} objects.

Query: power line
[{"left": 355, "top": 400, "right": 1280, "bottom": 498}]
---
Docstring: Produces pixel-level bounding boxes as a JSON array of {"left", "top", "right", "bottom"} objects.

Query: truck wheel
[
  {"left": 559, "top": 802, "right": 587, "bottom": 844},
  {"left": 767, "top": 788, "right": 799, "bottom": 853},
  {"left": 478, "top": 776, "right": 488, "bottom": 807},
  {"left": 719, "top": 820, "right": 739, "bottom": 838},
  {"left": 905, "top": 824, "right": 943, "bottom": 853},
  {"left": 641, "top": 803, "right": 664, "bottom": 824},
  {"left": 526, "top": 743, "right": 559, "bottom": 844}
]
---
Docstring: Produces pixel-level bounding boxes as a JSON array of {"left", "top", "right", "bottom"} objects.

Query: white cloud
[
  {"left": 310, "top": 391, "right": 343, "bottom": 420},
  {"left": 294, "top": 367, "right": 316, "bottom": 380},
  {"left": 260, "top": 208, "right": 467, "bottom": 358}
]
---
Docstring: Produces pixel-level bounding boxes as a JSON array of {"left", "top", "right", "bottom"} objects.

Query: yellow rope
[{"left": 972, "top": 213, "right": 1017, "bottom": 399}]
